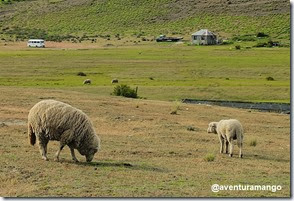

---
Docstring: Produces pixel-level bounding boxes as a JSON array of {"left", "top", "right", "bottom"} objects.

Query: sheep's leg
[
  {"left": 38, "top": 135, "right": 49, "bottom": 161},
  {"left": 69, "top": 146, "right": 79, "bottom": 163},
  {"left": 39, "top": 142, "right": 48, "bottom": 161},
  {"left": 55, "top": 129, "right": 73, "bottom": 161},
  {"left": 218, "top": 136, "right": 224, "bottom": 154},
  {"left": 55, "top": 144, "right": 65, "bottom": 161}
]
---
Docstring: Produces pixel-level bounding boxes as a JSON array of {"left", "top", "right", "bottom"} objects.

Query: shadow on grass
[
  {"left": 244, "top": 154, "right": 289, "bottom": 163},
  {"left": 69, "top": 160, "right": 168, "bottom": 173}
]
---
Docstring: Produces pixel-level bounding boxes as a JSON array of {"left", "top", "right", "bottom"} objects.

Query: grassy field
[
  {"left": 0, "top": 87, "right": 290, "bottom": 197},
  {"left": 0, "top": 41, "right": 290, "bottom": 197},
  {"left": 0, "top": 0, "right": 290, "bottom": 197},
  {"left": 0, "top": 42, "right": 290, "bottom": 103}
]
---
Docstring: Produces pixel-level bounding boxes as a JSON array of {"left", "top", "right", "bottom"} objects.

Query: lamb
[
  {"left": 83, "top": 79, "right": 91, "bottom": 84},
  {"left": 207, "top": 119, "right": 244, "bottom": 158},
  {"left": 28, "top": 100, "right": 100, "bottom": 162}
]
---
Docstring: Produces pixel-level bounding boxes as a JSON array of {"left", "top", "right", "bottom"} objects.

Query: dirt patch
[{"left": 0, "top": 119, "right": 26, "bottom": 126}]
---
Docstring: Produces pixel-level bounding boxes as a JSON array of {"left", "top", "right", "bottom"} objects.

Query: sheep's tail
[
  {"left": 236, "top": 126, "right": 243, "bottom": 148},
  {"left": 28, "top": 123, "right": 36, "bottom": 146}
]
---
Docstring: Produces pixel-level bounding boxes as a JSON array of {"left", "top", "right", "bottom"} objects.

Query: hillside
[{"left": 0, "top": 0, "right": 290, "bottom": 41}]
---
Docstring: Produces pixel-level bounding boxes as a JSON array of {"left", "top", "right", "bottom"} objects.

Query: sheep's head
[
  {"left": 85, "top": 134, "right": 100, "bottom": 162},
  {"left": 85, "top": 147, "right": 98, "bottom": 162},
  {"left": 78, "top": 133, "right": 100, "bottom": 162},
  {"left": 207, "top": 122, "right": 218, "bottom": 134}
]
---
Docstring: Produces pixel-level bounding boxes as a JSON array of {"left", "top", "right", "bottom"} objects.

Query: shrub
[
  {"left": 204, "top": 153, "right": 215, "bottom": 162},
  {"left": 221, "top": 40, "right": 234, "bottom": 45},
  {"left": 112, "top": 84, "right": 138, "bottom": 98},
  {"left": 256, "top": 32, "right": 269, "bottom": 38},
  {"left": 266, "top": 40, "right": 274, "bottom": 47},
  {"left": 254, "top": 42, "right": 267, "bottom": 47},
  {"left": 170, "top": 100, "right": 181, "bottom": 115},
  {"left": 266, "top": 76, "right": 274, "bottom": 81},
  {"left": 232, "top": 34, "right": 256, "bottom": 42},
  {"left": 235, "top": 45, "right": 241, "bottom": 50},
  {"left": 187, "top": 126, "right": 196, "bottom": 131},
  {"left": 254, "top": 40, "right": 279, "bottom": 48},
  {"left": 249, "top": 139, "right": 257, "bottom": 147}
]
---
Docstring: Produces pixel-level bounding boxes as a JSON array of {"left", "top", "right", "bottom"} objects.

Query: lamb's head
[{"left": 207, "top": 122, "right": 218, "bottom": 134}]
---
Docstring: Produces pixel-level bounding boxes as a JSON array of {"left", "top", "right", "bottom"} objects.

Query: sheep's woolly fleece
[{"left": 28, "top": 99, "right": 100, "bottom": 162}]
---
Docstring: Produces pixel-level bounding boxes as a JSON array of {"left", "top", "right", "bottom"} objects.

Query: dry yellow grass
[{"left": 0, "top": 87, "right": 290, "bottom": 197}]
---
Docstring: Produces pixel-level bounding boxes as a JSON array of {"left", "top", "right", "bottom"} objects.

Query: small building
[{"left": 191, "top": 29, "right": 217, "bottom": 45}]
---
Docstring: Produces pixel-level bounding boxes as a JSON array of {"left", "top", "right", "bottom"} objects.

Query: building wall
[{"left": 191, "top": 35, "right": 217, "bottom": 45}]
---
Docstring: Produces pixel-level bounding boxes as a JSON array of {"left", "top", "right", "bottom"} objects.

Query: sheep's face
[
  {"left": 85, "top": 148, "right": 98, "bottom": 162},
  {"left": 207, "top": 122, "right": 218, "bottom": 134}
]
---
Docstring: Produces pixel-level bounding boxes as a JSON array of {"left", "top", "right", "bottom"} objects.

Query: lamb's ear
[
  {"left": 208, "top": 122, "right": 216, "bottom": 133},
  {"left": 212, "top": 122, "right": 217, "bottom": 128},
  {"left": 211, "top": 122, "right": 218, "bottom": 134}
]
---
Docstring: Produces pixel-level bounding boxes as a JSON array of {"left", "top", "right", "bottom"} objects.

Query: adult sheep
[
  {"left": 28, "top": 100, "right": 100, "bottom": 162},
  {"left": 207, "top": 119, "right": 243, "bottom": 158},
  {"left": 111, "top": 79, "right": 118, "bottom": 84},
  {"left": 83, "top": 79, "right": 91, "bottom": 84}
]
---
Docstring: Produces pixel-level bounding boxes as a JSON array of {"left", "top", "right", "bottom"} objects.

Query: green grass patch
[
  {"left": 0, "top": 44, "right": 289, "bottom": 102},
  {"left": 204, "top": 153, "right": 215, "bottom": 162}
]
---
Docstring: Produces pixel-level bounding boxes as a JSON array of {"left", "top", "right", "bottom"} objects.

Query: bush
[
  {"left": 221, "top": 40, "right": 234, "bottom": 45},
  {"left": 257, "top": 32, "right": 269, "bottom": 38},
  {"left": 187, "top": 126, "right": 196, "bottom": 131},
  {"left": 266, "top": 76, "right": 274, "bottom": 81},
  {"left": 249, "top": 139, "right": 257, "bottom": 147},
  {"left": 254, "top": 42, "right": 267, "bottom": 47},
  {"left": 254, "top": 40, "right": 279, "bottom": 48},
  {"left": 112, "top": 84, "right": 138, "bottom": 98},
  {"left": 170, "top": 100, "right": 181, "bottom": 115},
  {"left": 232, "top": 34, "right": 256, "bottom": 42},
  {"left": 204, "top": 153, "right": 215, "bottom": 162}
]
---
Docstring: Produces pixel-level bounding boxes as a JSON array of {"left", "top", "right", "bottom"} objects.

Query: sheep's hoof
[
  {"left": 229, "top": 154, "right": 233, "bottom": 157},
  {"left": 73, "top": 158, "right": 79, "bottom": 163},
  {"left": 240, "top": 154, "right": 243, "bottom": 158},
  {"left": 54, "top": 157, "right": 60, "bottom": 162},
  {"left": 42, "top": 156, "right": 49, "bottom": 161}
]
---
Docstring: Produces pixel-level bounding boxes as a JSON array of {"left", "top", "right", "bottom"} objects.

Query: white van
[{"left": 27, "top": 39, "right": 45, "bottom": 48}]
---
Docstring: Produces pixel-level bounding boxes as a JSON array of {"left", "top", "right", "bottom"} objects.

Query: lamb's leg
[
  {"left": 218, "top": 136, "right": 224, "bottom": 154},
  {"left": 225, "top": 140, "right": 229, "bottom": 154},
  {"left": 229, "top": 139, "right": 234, "bottom": 157},
  {"left": 239, "top": 143, "right": 243, "bottom": 158}
]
